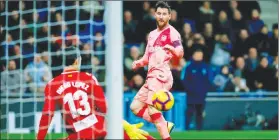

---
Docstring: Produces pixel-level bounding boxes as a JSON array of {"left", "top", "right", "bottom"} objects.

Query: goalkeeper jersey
[{"left": 37, "top": 69, "right": 107, "bottom": 139}]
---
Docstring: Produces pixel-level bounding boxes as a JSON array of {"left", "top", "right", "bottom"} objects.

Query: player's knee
[
  {"left": 147, "top": 105, "right": 160, "bottom": 115},
  {"left": 129, "top": 102, "right": 139, "bottom": 114}
]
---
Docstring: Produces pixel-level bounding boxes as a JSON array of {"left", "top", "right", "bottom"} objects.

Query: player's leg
[
  {"left": 130, "top": 84, "right": 154, "bottom": 123},
  {"left": 146, "top": 78, "right": 172, "bottom": 139},
  {"left": 148, "top": 105, "right": 171, "bottom": 140}
]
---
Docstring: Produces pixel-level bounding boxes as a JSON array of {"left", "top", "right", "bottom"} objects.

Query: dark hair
[
  {"left": 62, "top": 47, "right": 81, "bottom": 66},
  {"left": 155, "top": 1, "right": 171, "bottom": 13}
]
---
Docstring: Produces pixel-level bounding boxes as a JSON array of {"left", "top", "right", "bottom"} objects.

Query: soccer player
[
  {"left": 130, "top": 1, "right": 184, "bottom": 140},
  {"left": 37, "top": 47, "right": 155, "bottom": 140}
]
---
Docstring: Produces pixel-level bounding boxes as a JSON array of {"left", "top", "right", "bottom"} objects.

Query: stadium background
[{"left": 0, "top": 1, "right": 278, "bottom": 139}]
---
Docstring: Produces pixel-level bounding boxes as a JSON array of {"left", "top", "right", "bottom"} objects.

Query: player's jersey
[
  {"left": 43, "top": 70, "right": 104, "bottom": 133},
  {"left": 143, "top": 25, "right": 183, "bottom": 75}
]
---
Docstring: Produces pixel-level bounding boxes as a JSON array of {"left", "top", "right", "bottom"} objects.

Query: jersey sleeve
[
  {"left": 88, "top": 74, "right": 107, "bottom": 114},
  {"left": 37, "top": 83, "right": 55, "bottom": 139},
  {"left": 42, "top": 84, "right": 56, "bottom": 113},
  {"left": 170, "top": 28, "right": 184, "bottom": 58},
  {"left": 92, "top": 85, "right": 107, "bottom": 114}
]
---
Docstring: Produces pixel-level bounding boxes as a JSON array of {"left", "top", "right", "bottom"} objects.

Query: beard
[{"left": 156, "top": 20, "right": 168, "bottom": 29}]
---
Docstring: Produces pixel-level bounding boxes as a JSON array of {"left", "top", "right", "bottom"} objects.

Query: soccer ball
[{"left": 152, "top": 90, "right": 174, "bottom": 111}]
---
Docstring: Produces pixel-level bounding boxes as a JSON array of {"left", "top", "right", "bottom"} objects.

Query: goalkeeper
[{"left": 37, "top": 47, "right": 154, "bottom": 140}]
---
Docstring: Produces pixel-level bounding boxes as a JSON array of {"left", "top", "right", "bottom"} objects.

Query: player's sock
[
  {"left": 150, "top": 113, "right": 170, "bottom": 139},
  {"left": 136, "top": 105, "right": 153, "bottom": 123}
]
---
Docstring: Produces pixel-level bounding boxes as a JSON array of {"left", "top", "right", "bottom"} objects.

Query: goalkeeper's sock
[
  {"left": 150, "top": 113, "right": 170, "bottom": 139},
  {"left": 136, "top": 105, "right": 153, "bottom": 123}
]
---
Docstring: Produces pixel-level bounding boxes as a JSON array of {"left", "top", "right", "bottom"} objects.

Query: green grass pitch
[{"left": 1, "top": 131, "right": 277, "bottom": 139}]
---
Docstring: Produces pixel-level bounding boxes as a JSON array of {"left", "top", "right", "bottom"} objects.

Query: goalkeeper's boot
[{"left": 167, "top": 122, "right": 175, "bottom": 133}]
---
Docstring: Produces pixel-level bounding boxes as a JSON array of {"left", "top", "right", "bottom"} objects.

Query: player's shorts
[
  {"left": 64, "top": 115, "right": 106, "bottom": 140},
  {"left": 134, "top": 69, "right": 173, "bottom": 105}
]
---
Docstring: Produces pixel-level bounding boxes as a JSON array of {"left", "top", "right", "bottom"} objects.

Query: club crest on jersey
[{"left": 161, "top": 35, "right": 167, "bottom": 41}]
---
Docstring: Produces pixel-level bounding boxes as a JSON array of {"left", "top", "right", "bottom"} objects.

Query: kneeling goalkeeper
[{"left": 36, "top": 47, "right": 153, "bottom": 139}]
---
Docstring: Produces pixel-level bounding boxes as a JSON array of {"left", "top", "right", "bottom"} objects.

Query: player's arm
[
  {"left": 91, "top": 78, "right": 107, "bottom": 114},
  {"left": 37, "top": 84, "right": 55, "bottom": 140},
  {"left": 136, "top": 44, "right": 149, "bottom": 67},
  {"left": 132, "top": 36, "right": 149, "bottom": 70},
  {"left": 165, "top": 30, "right": 184, "bottom": 59}
]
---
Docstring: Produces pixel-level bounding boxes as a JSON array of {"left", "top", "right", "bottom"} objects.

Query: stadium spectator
[
  {"left": 169, "top": 9, "right": 183, "bottom": 32},
  {"left": 270, "top": 56, "right": 278, "bottom": 91},
  {"left": 214, "top": 10, "right": 233, "bottom": 41},
  {"left": 211, "top": 34, "right": 232, "bottom": 67},
  {"left": 254, "top": 57, "right": 274, "bottom": 91},
  {"left": 202, "top": 22, "right": 215, "bottom": 57},
  {"left": 181, "top": 23, "right": 194, "bottom": 60},
  {"left": 93, "top": 32, "right": 105, "bottom": 65},
  {"left": 24, "top": 54, "right": 52, "bottom": 94},
  {"left": 2, "top": 33, "right": 15, "bottom": 57},
  {"left": 123, "top": 10, "right": 138, "bottom": 43},
  {"left": 136, "top": 7, "right": 156, "bottom": 42},
  {"left": 142, "top": 1, "right": 151, "bottom": 19},
  {"left": 37, "top": 23, "right": 49, "bottom": 53},
  {"left": 250, "top": 25, "right": 270, "bottom": 55},
  {"left": 237, "top": 1, "right": 261, "bottom": 21},
  {"left": 234, "top": 57, "right": 246, "bottom": 78},
  {"left": 244, "top": 48, "right": 260, "bottom": 91},
  {"left": 232, "top": 10, "right": 247, "bottom": 33},
  {"left": 41, "top": 51, "right": 50, "bottom": 66},
  {"left": 1, "top": 60, "right": 23, "bottom": 95},
  {"left": 80, "top": 43, "right": 92, "bottom": 73},
  {"left": 232, "top": 29, "right": 251, "bottom": 58},
  {"left": 191, "top": 33, "right": 210, "bottom": 62},
  {"left": 9, "top": 10, "right": 19, "bottom": 27},
  {"left": 213, "top": 65, "right": 235, "bottom": 92},
  {"left": 245, "top": 48, "right": 259, "bottom": 72},
  {"left": 22, "top": 36, "right": 36, "bottom": 63},
  {"left": 198, "top": 1, "right": 215, "bottom": 32},
  {"left": 226, "top": 0, "right": 238, "bottom": 19},
  {"left": 91, "top": 56, "right": 105, "bottom": 85},
  {"left": 129, "top": 74, "right": 144, "bottom": 92},
  {"left": 181, "top": 50, "right": 211, "bottom": 130},
  {"left": 248, "top": 9, "right": 264, "bottom": 34},
  {"left": 124, "top": 46, "right": 146, "bottom": 80},
  {"left": 269, "top": 23, "right": 278, "bottom": 57},
  {"left": 82, "top": 1, "right": 104, "bottom": 20},
  {"left": 233, "top": 57, "right": 250, "bottom": 92},
  {"left": 124, "top": 75, "right": 131, "bottom": 92},
  {"left": 170, "top": 58, "right": 186, "bottom": 92}
]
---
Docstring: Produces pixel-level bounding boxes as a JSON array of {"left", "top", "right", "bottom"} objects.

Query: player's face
[{"left": 155, "top": 7, "right": 170, "bottom": 29}]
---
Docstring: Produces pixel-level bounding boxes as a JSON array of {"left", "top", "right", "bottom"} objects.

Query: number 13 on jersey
[{"left": 63, "top": 90, "right": 91, "bottom": 118}]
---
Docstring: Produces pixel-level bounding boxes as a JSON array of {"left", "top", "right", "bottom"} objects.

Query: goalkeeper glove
[{"left": 123, "top": 120, "right": 149, "bottom": 139}]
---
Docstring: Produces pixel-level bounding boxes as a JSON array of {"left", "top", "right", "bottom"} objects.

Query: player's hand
[
  {"left": 123, "top": 120, "right": 149, "bottom": 139},
  {"left": 132, "top": 60, "right": 141, "bottom": 71},
  {"left": 164, "top": 44, "right": 174, "bottom": 52}
]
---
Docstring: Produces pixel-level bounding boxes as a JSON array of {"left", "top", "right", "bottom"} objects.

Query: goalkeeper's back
[{"left": 38, "top": 47, "right": 107, "bottom": 139}]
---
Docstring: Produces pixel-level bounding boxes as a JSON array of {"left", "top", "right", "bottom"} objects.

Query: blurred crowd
[
  {"left": 1, "top": 1, "right": 278, "bottom": 96},
  {"left": 123, "top": 1, "right": 278, "bottom": 93},
  {"left": 1, "top": 1, "right": 105, "bottom": 95}
]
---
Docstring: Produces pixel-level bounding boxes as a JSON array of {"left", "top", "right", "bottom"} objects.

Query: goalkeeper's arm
[
  {"left": 92, "top": 85, "right": 107, "bottom": 114},
  {"left": 37, "top": 85, "right": 55, "bottom": 140}
]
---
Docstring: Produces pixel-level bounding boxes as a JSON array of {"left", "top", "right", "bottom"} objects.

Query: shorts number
[{"left": 63, "top": 90, "right": 91, "bottom": 118}]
